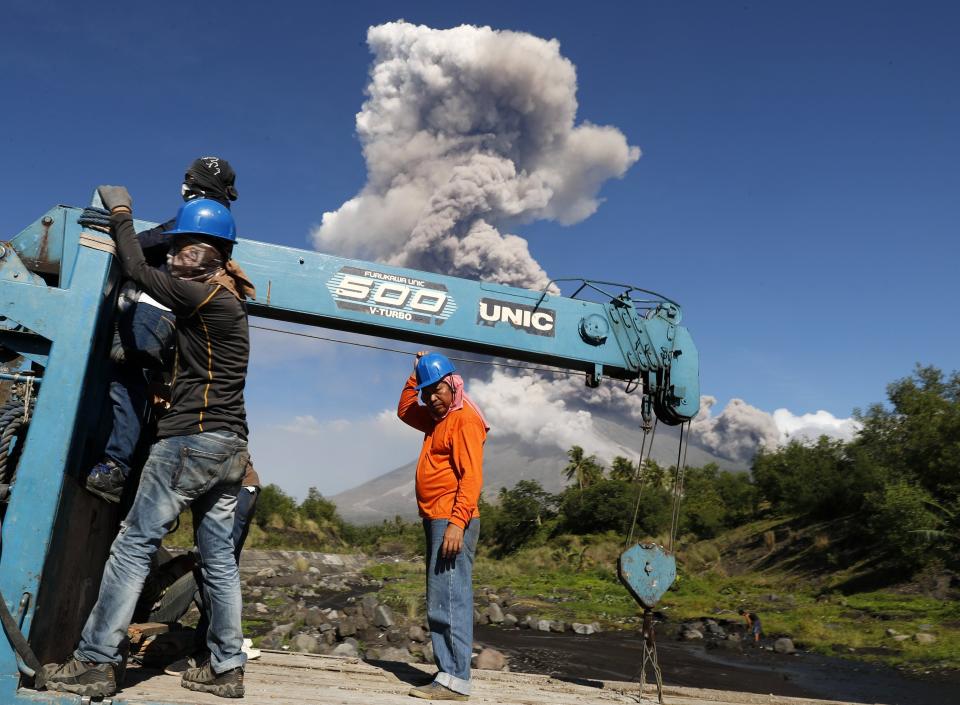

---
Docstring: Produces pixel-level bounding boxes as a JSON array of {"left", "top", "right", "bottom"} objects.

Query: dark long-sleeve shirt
[
  {"left": 111, "top": 211, "right": 249, "bottom": 440},
  {"left": 136, "top": 218, "right": 175, "bottom": 267}
]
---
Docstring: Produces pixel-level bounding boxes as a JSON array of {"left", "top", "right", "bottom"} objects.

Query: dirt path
[{"left": 474, "top": 626, "right": 959, "bottom": 705}]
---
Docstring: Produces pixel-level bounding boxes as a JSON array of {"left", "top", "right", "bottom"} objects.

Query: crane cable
[
  {"left": 667, "top": 421, "right": 691, "bottom": 554},
  {"left": 249, "top": 323, "right": 590, "bottom": 379},
  {"left": 624, "top": 417, "right": 658, "bottom": 550}
]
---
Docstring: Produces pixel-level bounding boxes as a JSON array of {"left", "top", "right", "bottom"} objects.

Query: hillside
[{"left": 332, "top": 413, "right": 744, "bottom": 524}]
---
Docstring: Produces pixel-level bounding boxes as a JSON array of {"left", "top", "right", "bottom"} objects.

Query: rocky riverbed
[{"left": 218, "top": 550, "right": 957, "bottom": 705}]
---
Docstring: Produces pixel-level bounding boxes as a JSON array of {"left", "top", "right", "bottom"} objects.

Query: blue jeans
[
  {"left": 423, "top": 518, "right": 479, "bottom": 695},
  {"left": 192, "top": 486, "right": 260, "bottom": 650},
  {"left": 104, "top": 302, "right": 175, "bottom": 472},
  {"left": 76, "top": 431, "right": 249, "bottom": 674}
]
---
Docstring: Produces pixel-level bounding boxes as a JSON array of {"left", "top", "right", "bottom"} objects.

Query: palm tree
[
  {"left": 610, "top": 456, "right": 636, "bottom": 482},
  {"left": 563, "top": 446, "right": 603, "bottom": 491}
]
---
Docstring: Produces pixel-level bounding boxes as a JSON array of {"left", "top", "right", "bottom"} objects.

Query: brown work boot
[
  {"left": 42, "top": 657, "right": 120, "bottom": 698},
  {"left": 409, "top": 681, "right": 469, "bottom": 700},
  {"left": 181, "top": 661, "right": 244, "bottom": 698}
]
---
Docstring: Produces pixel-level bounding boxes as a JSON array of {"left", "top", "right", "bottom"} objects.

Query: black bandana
[{"left": 184, "top": 156, "right": 238, "bottom": 204}]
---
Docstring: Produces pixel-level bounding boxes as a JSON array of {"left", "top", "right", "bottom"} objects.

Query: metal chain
[
  {"left": 22, "top": 378, "right": 33, "bottom": 423},
  {"left": 636, "top": 608, "right": 665, "bottom": 703}
]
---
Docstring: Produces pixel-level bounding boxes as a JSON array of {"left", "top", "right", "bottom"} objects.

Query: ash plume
[
  {"left": 688, "top": 396, "right": 781, "bottom": 463},
  {"left": 313, "top": 21, "right": 640, "bottom": 290}
]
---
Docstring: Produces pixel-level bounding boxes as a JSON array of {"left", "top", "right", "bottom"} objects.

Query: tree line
[
  {"left": 481, "top": 365, "right": 959, "bottom": 575},
  {"left": 253, "top": 365, "right": 958, "bottom": 575}
]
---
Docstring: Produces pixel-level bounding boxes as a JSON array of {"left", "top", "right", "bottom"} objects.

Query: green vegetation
[
  {"left": 167, "top": 365, "right": 960, "bottom": 673},
  {"left": 363, "top": 365, "right": 960, "bottom": 672}
]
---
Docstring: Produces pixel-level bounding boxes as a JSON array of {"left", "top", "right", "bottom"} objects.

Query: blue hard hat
[
  {"left": 165, "top": 198, "right": 237, "bottom": 243},
  {"left": 415, "top": 353, "right": 456, "bottom": 390}
]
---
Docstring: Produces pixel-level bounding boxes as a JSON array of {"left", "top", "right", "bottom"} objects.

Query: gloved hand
[{"left": 97, "top": 185, "right": 133, "bottom": 213}]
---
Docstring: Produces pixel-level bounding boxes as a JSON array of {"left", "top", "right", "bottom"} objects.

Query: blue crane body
[{"left": 0, "top": 203, "right": 699, "bottom": 704}]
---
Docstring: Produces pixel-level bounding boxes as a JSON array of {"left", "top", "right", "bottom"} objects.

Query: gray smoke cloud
[
  {"left": 688, "top": 396, "right": 781, "bottom": 463},
  {"left": 312, "top": 21, "right": 640, "bottom": 290},
  {"left": 474, "top": 372, "right": 858, "bottom": 465}
]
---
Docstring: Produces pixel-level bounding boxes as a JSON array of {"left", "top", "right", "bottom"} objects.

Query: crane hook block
[{"left": 617, "top": 543, "right": 677, "bottom": 609}]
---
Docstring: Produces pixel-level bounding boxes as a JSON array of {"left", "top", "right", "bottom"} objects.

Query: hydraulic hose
[
  {"left": 0, "top": 395, "right": 46, "bottom": 686},
  {"left": 0, "top": 585, "right": 45, "bottom": 688}
]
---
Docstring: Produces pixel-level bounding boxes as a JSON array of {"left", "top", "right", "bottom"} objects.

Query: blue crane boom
[{"left": 0, "top": 203, "right": 700, "bottom": 703}]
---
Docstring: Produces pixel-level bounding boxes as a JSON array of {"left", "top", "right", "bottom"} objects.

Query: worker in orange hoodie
[{"left": 398, "top": 351, "right": 489, "bottom": 701}]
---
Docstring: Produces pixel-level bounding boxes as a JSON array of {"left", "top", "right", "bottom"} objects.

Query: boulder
[
  {"left": 254, "top": 603, "right": 269, "bottom": 615},
  {"left": 473, "top": 647, "right": 508, "bottom": 671},
  {"left": 332, "top": 642, "right": 359, "bottom": 658},
  {"left": 706, "top": 638, "right": 742, "bottom": 652},
  {"left": 549, "top": 621, "right": 566, "bottom": 633},
  {"left": 571, "top": 623, "right": 596, "bottom": 635},
  {"left": 503, "top": 614, "right": 519, "bottom": 628},
  {"left": 322, "top": 630, "right": 336, "bottom": 645},
  {"left": 535, "top": 620, "right": 553, "bottom": 632},
  {"left": 408, "top": 625, "right": 428, "bottom": 643},
  {"left": 301, "top": 610, "right": 327, "bottom": 628},
  {"left": 256, "top": 567, "right": 277, "bottom": 579},
  {"left": 773, "top": 638, "right": 796, "bottom": 654},
  {"left": 290, "top": 634, "right": 319, "bottom": 653},
  {"left": 884, "top": 628, "right": 899, "bottom": 637},
  {"left": 486, "top": 593, "right": 501, "bottom": 604},
  {"left": 337, "top": 619, "right": 357, "bottom": 639},
  {"left": 892, "top": 634, "right": 910, "bottom": 642},
  {"left": 590, "top": 622, "right": 602, "bottom": 634},
  {"left": 680, "top": 629, "right": 704, "bottom": 641},
  {"left": 704, "top": 621, "right": 725, "bottom": 637},
  {"left": 374, "top": 605, "right": 395, "bottom": 628},
  {"left": 273, "top": 623, "right": 296, "bottom": 638},
  {"left": 386, "top": 627, "right": 406, "bottom": 644},
  {"left": 353, "top": 615, "right": 369, "bottom": 631},
  {"left": 486, "top": 604, "right": 505, "bottom": 624},
  {"left": 914, "top": 633, "right": 937, "bottom": 645},
  {"left": 361, "top": 594, "right": 379, "bottom": 621},
  {"left": 422, "top": 642, "right": 434, "bottom": 664},
  {"left": 377, "top": 646, "right": 413, "bottom": 662},
  {"left": 474, "top": 610, "right": 485, "bottom": 625},
  {"left": 518, "top": 616, "right": 533, "bottom": 629}
]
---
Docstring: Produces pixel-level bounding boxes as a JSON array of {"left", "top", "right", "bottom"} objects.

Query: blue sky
[{"left": 3, "top": 2, "right": 958, "bottom": 497}]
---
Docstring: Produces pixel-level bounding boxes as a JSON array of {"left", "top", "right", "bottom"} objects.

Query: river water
[{"left": 474, "top": 625, "right": 959, "bottom": 705}]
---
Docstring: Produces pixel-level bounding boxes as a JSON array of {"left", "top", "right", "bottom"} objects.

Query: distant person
[
  {"left": 44, "top": 187, "right": 255, "bottom": 700},
  {"left": 397, "top": 352, "right": 489, "bottom": 701},
  {"left": 738, "top": 608, "right": 762, "bottom": 644}
]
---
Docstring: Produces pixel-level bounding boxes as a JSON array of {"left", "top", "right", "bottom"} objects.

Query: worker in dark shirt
[
  {"left": 85, "top": 156, "right": 240, "bottom": 504},
  {"left": 738, "top": 608, "right": 762, "bottom": 644},
  {"left": 44, "top": 187, "right": 255, "bottom": 700}
]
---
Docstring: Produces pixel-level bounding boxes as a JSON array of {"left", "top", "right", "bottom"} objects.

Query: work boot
[
  {"left": 42, "top": 657, "right": 120, "bottom": 698},
  {"left": 408, "top": 681, "right": 469, "bottom": 700},
  {"left": 181, "top": 661, "right": 244, "bottom": 698},
  {"left": 85, "top": 460, "right": 127, "bottom": 503},
  {"left": 164, "top": 652, "right": 203, "bottom": 676}
]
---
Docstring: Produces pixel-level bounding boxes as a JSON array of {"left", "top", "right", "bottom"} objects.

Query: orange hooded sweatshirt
[{"left": 397, "top": 374, "right": 486, "bottom": 528}]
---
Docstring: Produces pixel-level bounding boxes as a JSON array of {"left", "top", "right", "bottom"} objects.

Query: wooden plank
[{"left": 104, "top": 651, "right": 868, "bottom": 705}]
